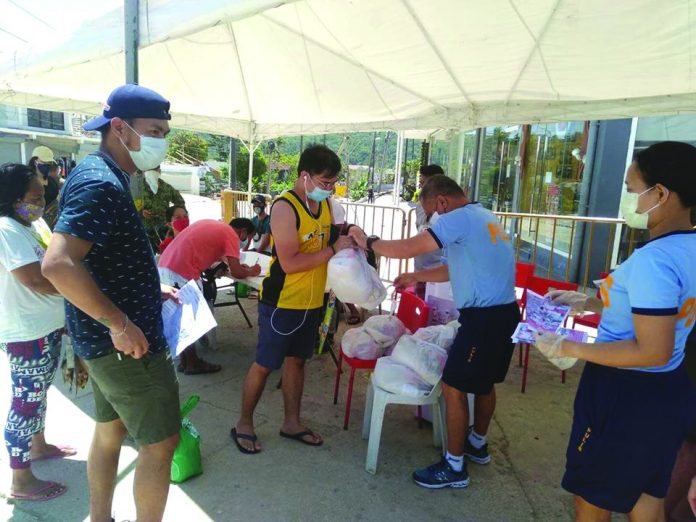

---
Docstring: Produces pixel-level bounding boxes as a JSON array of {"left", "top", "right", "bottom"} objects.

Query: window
[
  {"left": 477, "top": 126, "right": 521, "bottom": 212},
  {"left": 27, "top": 109, "right": 65, "bottom": 131}
]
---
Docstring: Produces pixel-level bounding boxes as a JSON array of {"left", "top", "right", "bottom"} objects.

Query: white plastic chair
[{"left": 362, "top": 374, "right": 447, "bottom": 474}]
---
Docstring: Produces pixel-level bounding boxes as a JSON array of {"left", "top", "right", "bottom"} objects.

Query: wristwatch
[{"left": 366, "top": 235, "right": 380, "bottom": 252}]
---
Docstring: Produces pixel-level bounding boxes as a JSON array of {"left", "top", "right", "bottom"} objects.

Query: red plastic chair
[
  {"left": 333, "top": 291, "right": 430, "bottom": 430},
  {"left": 515, "top": 262, "right": 535, "bottom": 312},
  {"left": 519, "top": 275, "right": 578, "bottom": 393},
  {"left": 515, "top": 262, "right": 535, "bottom": 366},
  {"left": 572, "top": 272, "right": 609, "bottom": 331}
]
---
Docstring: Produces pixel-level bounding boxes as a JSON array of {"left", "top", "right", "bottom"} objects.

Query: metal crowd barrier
[{"left": 222, "top": 189, "right": 636, "bottom": 290}]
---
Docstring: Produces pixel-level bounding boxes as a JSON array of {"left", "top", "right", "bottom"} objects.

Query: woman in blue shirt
[{"left": 538, "top": 141, "right": 696, "bottom": 521}]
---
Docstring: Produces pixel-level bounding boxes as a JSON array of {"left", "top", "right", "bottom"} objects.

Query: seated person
[
  {"left": 246, "top": 194, "right": 272, "bottom": 255},
  {"left": 158, "top": 218, "right": 261, "bottom": 374},
  {"left": 158, "top": 205, "right": 189, "bottom": 254}
]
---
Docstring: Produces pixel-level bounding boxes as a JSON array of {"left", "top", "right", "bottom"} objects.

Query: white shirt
[
  {"left": 329, "top": 197, "right": 346, "bottom": 225},
  {"left": 0, "top": 216, "right": 64, "bottom": 342}
]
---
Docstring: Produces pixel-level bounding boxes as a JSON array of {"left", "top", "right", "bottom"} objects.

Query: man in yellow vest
[{"left": 231, "top": 145, "right": 360, "bottom": 454}]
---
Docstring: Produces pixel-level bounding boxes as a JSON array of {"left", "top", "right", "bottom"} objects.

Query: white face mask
[
  {"left": 619, "top": 185, "right": 664, "bottom": 229},
  {"left": 144, "top": 169, "right": 161, "bottom": 194},
  {"left": 120, "top": 122, "right": 168, "bottom": 171}
]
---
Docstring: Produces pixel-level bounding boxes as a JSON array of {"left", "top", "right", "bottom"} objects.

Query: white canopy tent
[{"left": 1, "top": 0, "right": 696, "bottom": 193}]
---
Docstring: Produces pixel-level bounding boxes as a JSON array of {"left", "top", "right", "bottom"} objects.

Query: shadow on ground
[{"left": 0, "top": 291, "right": 582, "bottom": 521}]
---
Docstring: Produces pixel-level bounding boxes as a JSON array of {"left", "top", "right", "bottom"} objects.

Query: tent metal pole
[
  {"left": 247, "top": 139, "right": 255, "bottom": 200},
  {"left": 124, "top": 0, "right": 139, "bottom": 84},
  {"left": 393, "top": 131, "right": 405, "bottom": 206},
  {"left": 228, "top": 136, "right": 237, "bottom": 189}
]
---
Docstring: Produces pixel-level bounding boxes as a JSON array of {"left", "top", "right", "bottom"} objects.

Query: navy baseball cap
[{"left": 83, "top": 84, "right": 171, "bottom": 131}]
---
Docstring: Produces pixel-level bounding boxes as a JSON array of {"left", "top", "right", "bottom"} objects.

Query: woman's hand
[
  {"left": 546, "top": 290, "right": 589, "bottom": 314},
  {"left": 533, "top": 331, "right": 578, "bottom": 370}
]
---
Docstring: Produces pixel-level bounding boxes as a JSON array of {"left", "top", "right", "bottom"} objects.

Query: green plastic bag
[
  {"left": 236, "top": 282, "right": 249, "bottom": 298},
  {"left": 170, "top": 395, "right": 202, "bottom": 484}
]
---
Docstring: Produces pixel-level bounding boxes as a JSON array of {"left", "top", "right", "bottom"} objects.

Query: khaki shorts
[{"left": 84, "top": 349, "right": 180, "bottom": 446}]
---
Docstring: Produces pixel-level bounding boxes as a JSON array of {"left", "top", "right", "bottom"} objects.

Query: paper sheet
[
  {"left": 162, "top": 280, "right": 217, "bottom": 357},
  {"left": 512, "top": 290, "right": 587, "bottom": 343}
]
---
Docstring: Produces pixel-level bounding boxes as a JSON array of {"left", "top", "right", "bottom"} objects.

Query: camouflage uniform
[{"left": 141, "top": 178, "right": 186, "bottom": 248}]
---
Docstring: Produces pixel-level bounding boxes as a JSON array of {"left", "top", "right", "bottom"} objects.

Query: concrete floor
[{"left": 0, "top": 292, "right": 584, "bottom": 521}]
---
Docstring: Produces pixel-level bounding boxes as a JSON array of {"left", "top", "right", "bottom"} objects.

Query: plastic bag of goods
[
  {"left": 412, "top": 324, "right": 458, "bottom": 351},
  {"left": 373, "top": 356, "right": 433, "bottom": 397},
  {"left": 390, "top": 335, "right": 448, "bottom": 386},
  {"left": 363, "top": 314, "right": 409, "bottom": 349},
  {"left": 327, "top": 248, "right": 387, "bottom": 309},
  {"left": 341, "top": 327, "right": 384, "bottom": 360}
]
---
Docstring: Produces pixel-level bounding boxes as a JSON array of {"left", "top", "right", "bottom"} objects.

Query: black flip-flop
[
  {"left": 184, "top": 363, "right": 221, "bottom": 375},
  {"left": 230, "top": 428, "right": 261, "bottom": 454},
  {"left": 279, "top": 429, "right": 323, "bottom": 447}
]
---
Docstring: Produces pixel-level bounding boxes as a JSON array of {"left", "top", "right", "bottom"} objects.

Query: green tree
[
  {"left": 235, "top": 148, "right": 268, "bottom": 192},
  {"left": 167, "top": 130, "right": 209, "bottom": 162}
]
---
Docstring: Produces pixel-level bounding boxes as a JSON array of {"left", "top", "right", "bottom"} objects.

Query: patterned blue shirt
[{"left": 54, "top": 152, "right": 166, "bottom": 359}]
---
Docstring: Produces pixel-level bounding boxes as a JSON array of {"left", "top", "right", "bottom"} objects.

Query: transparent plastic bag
[
  {"left": 341, "top": 327, "right": 384, "bottom": 359},
  {"left": 390, "top": 335, "right": 448, "bottom": 386},
  {"left": 327, "top": 248, "right": 386, "bottom": 310},
  {"left": 363, "top": 314, "right": 409, "bottom": 349},
  {"left": 412, "top": 324, "right": 457, "bottom": 351},
  {"left": 373, "top": 356, "right": 432, "bottom": 397}
]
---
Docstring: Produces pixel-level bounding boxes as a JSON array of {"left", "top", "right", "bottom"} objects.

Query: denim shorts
[{"left": 255, "top": 303, "right": 322, "bottom": 370}]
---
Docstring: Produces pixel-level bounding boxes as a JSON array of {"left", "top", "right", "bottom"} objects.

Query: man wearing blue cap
[{"left": 43, "top": 84, "right": 181, "bottom": 522}]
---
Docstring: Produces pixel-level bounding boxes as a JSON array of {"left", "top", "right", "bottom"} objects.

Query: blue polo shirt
[
  {"left": 597, "top": 230, "right": 696, "bottom": 372},
  {"left": 428, "top": 203, "right": 516, "bottom": 309},
  {"left": 54, "top": 152, "right": 166, "bottom": 359}
]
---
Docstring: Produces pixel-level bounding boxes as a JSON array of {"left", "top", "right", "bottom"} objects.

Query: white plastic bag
[
  {"left": 412, "top": 324, "right": 457, "bottom": 351},
  {"left": 363, "top": 314, "right": 409, "bottom": 349},
  {"left": 327, "top": 249, "right": 387, "bottom": 310},
  {"left": 390, "top": 335, "right": 448, "bottom": 386},
  {"left": 373, "top": 356, "right": 433, "bottom": 397},
  {"left": 341, "top": 327, "right": 384, "bottom": 360}
]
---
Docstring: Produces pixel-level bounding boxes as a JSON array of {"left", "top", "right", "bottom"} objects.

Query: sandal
[
  {"left": 279, "top": 429, "right": 323, "bottom": 447},
  {"left": 230, "top": 428, "right": 261, "bottom": 454},
  {"left": 346, "top": 315, "right": 361, "bottom": 325},
  {"left": 10, "top": 481, "right": 67, "bottom": 501},
  {"left": 183, "top": 361, "right": 221, "bottom": 375},
  {"left": 32, "top": 445, "right": 77, "bottom": 461}
]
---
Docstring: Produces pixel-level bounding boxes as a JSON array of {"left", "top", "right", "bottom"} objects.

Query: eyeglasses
[{"left": 312, "top": 178, "right": 338, "bottom": 190}]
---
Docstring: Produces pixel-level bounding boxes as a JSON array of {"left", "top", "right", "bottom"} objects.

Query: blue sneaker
[
  {"left": 412, "top": 458, "right": 470, "bottom": 489},
  {"left": 464, "top": 431, "right": 491, "bottom": 465}
]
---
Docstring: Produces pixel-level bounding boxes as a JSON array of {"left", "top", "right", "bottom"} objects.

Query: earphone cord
[{"left": 269, "top": 186, "right": 322, "bottom": 336}]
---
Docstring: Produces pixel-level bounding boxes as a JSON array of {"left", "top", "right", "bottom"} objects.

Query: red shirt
[
  {"left": 158, "top": 236, "right": 173, "bottom": 254},
  {"left": 158, "top": 219, "right": 240, "bottom": 280}
]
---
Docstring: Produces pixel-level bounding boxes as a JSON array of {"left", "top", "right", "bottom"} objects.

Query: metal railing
[
  {"left": 222, "top": 190, "right": 637, "bottom": 290},
  {"left": 221, "top": 190, "right": 272, "bottom": 222},
  {"left": 341, "top": 202, "right": 409, "bottom": 283},
  {"left": 493, "top": 212, "right": 638, "bottom": 291}
]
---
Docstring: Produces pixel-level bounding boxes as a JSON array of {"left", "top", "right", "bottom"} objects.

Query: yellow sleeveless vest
[{"left": 260, "top": 190, "right": 332, "bottom": 309}]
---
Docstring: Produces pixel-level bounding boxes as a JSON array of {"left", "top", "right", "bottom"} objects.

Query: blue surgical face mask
[{"left": 304, "top": 175, "right": 332, "bottom": 202}]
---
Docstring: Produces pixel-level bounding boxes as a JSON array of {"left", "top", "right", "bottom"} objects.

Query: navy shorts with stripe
[
  {"left": 256, "top": 302, "right": 322, "bottom": 370},
  {"left": 442, "top": 301, "right": 520, "bottom": 395},
  {"left": 562, "top": 361, "right": 696, "bottom": 513}
]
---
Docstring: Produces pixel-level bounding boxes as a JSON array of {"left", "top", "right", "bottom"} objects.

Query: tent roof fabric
[{"left": 1, "top": 0, "right": 695, "bottom": 140}]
